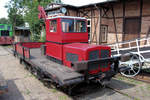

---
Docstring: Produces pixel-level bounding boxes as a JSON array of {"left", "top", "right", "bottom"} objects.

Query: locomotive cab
[
  {"left": 46, "top": 16, "right": 88, "bottom": 43},
  {"left": 45, "top": 16, "right": 112, "bottom": 79},
  {"left": 45, "top": 16, "right": 88, "bottom": 64}
]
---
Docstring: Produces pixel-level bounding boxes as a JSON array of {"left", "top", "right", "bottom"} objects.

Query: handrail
[
  {"left": 108, "top": 36, "right": 150, "bottom": 56},
  {"left": 108, "top": 36, "right": 150, "bottom": 46}
]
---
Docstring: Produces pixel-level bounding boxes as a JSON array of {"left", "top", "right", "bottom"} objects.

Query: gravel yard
[{"left": 0, "top": 46, "right": 149, "bottom": 100}]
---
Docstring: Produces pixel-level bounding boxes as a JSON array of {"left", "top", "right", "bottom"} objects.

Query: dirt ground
[{"left": 0, "top": 46, "right": 149, "bottom": 100}]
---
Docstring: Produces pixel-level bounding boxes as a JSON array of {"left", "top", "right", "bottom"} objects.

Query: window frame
[
  {"left": 87, "top": 19, "right": 91, "bottom": 40},
  {"left": 61, "top": 18, "right": 87, "bottom": 33},
  {"left": 101, "top": 25, "right": 108, "bottom": 43},
  {"left": 49, "top": 19, "right": 57, "bottom": 33}
]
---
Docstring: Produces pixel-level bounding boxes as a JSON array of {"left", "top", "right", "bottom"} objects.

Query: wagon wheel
[{"left": 120, "top": 53, "right": 142, "bottom": 77}]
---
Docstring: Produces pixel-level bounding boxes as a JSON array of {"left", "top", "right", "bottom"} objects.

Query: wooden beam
[
  {"left": 139, "top": 0, "right": 143, "bottom": 38},
  {"left": 111, "top": 4, "right": 119, "bottom": 43},
  {"left": 122, "top": 0, "right": 125, "bottom": 34},
  {"left": 90, "top": 7, "right": 93, "bottom": 43},
  {"left": 99, "top": 7, "right": 102, "bottom": 44},
  {"left": 122, "top": 0, "right": 126, "bottom": 42}
]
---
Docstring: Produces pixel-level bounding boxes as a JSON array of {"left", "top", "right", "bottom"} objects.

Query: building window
[
  {"left": 50, "top": 20, "right": 57, "bottom": 32},
  {"left": 0, "top": 25, "right": 4, "bottom": 29},
  {"left": 101, "top": 25, "right": 108, "bottom": 42},
  {"left": 7, "top": 26, "right": 11, "bottom": 31},
  {"left": 1, "top": 30, "right": 9, "bottom": 36},
  {"left": 87, "top": 19, "right": 91, "bottom": 40}
]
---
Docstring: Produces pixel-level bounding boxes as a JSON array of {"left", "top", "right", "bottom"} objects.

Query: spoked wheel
[{"left": 120, "top": 53, "right": 142, "bottom": 77}]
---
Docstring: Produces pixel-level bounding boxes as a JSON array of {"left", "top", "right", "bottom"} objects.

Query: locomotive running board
[{"left": 26, "top": 48, "right": 84, "bottom": 86}]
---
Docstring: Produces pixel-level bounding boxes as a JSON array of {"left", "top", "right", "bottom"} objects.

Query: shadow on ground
[
  {"left": 0, "top": 79, "right": 25, "bottom": 100},
  {"left": 72, "top": 78, "right": 135, "bottom": 100}
]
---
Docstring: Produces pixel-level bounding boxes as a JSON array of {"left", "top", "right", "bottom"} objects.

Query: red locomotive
[{"left": 13, "top": 6, "right": 129, "bottom": 94}]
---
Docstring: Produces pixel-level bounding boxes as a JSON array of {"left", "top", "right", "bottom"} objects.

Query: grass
[
  {"left": 26, "top": 89, "right": 31, "bottom": 95},
  {"left": 51, "top": 88, "right": 58, "bottom": 93},
  {"left": 116, "top": 75, "right": 142, "bottom": 85},
  {"left": 121, "top": 92, "right": 140, "bottom": 100},
  {"left": 24, "top": 73, "right": 34, "bottom": 78},
  {"left": 3, "top": 45, "right": 12, "bottom": 48},
  {"left": 140, "top": 86, "right": 145, "bottom": 91},
  {"left": 58, "top": 95, "right": 68, "bottom": 100},
  {"left": 146, "top": 85, "right": 150, "bottom": 91}
]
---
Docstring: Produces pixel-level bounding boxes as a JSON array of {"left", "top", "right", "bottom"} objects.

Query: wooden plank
[{"left": 29, "top": 48, "right": 84, "bottom": 86}]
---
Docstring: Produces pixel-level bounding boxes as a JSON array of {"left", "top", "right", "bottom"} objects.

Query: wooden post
[
  {"left": 122, "top": 0, "right": 125, "bottom": 37},
  {"left": 111, "top": 4, "right": 119, "bottom": 43},
  {"left": 139, "top": 0, "right": 143, "bottom": 38},
  {"left": 90, "top": 7, "right": 93, "bottom": 43},
  {"left": 99, "top": 7, "right": 102, "bottom": 45}
]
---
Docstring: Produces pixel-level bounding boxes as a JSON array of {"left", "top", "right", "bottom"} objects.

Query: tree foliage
[
  {"left": 6, "top": 0, "right": 52, "bottom": 41},
  {"left": 0, "top": 18, "right": 9, "bottom": 24},
  {"left": 20, "top": 0, "right": 52, "bottom": 41},
  {"left": 5, "top": 0, "right": 25, "bottom": 32}
]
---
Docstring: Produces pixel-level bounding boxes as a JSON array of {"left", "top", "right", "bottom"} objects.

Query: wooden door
[{"left": 123, "top": 18, "right": 140, "bottom": 46}]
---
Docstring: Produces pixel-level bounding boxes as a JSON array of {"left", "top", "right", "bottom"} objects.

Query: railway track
[
  {"left": 71, "top": 82, "right": 138, "bottom": 100},
  {"left": 117, "top": 71, "right": 150, "bottom": 84}
]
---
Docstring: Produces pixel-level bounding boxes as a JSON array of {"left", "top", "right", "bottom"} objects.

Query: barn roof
[
  {"left": 62, "top": 0, "right": 117, "bottom": 7},
  {"left": 45, "top": 0, "right": 118, "bottom": 11}
]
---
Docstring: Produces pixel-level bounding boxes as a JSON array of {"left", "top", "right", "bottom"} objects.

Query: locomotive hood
[{"left": 63, "top": 43, "right": 111, "bottom": 52}]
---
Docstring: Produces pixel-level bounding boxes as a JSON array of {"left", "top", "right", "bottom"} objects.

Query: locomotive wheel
[{"left": 120, "top": 53, "right": 142, "bottom": 77}]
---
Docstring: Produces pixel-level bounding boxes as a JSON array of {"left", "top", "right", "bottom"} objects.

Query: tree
[
  {"left": 5, "top": 0, "right": 52, "bottom": 41},
  {"left": 0, "top": 18, "right": 9, "bottom": 24},
  {"left": 20, "top": 0, "right": 52, "bottom": 41},
  {"left": 5, "top": 0, "right": 25, "bottom": 34}
]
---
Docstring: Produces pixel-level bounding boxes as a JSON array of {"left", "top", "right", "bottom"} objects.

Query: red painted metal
[
  {"left": 15, "top": 42, "right": 44, "bottom": 59},
  {"left": 0, "top": 37, "right": 13, "bottom": 45},
  {"left": 15, "top": 15, "right": 111, "bottom": 75},
  {"left": 24, "top": 47, "right": 30, "bottom": 59},
  {"left": 38, "top": 5, "right": 47, "bottom": 21},
  {"left": 21, "top": 42, "right": 44, "bottom": 48},
  {"left": 16, "top": 44, "right": 23, "bottom": 56},
  {"left": 46, "top": 42, "right": 63, "bottom": 61},
  {"left": 45, "top": 17, "right": 88, "bottom": 63},
  {"left": 46, "top": 18, "right": 88, "bottom": 43},
  {"left": 63, "top": 43, "right": 111, "bottom": 74}
]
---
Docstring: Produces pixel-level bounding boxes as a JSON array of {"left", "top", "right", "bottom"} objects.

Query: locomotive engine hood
[{"left": 63, "top": 43, "right": 111, "bottom": 74}]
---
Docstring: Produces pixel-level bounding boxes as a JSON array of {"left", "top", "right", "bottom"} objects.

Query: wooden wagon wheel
[{"left": 120, "top": 53, "right": 142, "bottom": 77}]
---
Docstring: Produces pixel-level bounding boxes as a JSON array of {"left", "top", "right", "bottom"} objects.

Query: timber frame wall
[{"left": 46, "top": 0, "right": 150, "bottom": 44}]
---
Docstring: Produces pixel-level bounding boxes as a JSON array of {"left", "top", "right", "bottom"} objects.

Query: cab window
[
  {"left": 50, "top": 20, "right": 57, "bottom": 32},
  {"left": 61, "top": 19, "right": 86, "bottom": 33}
]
